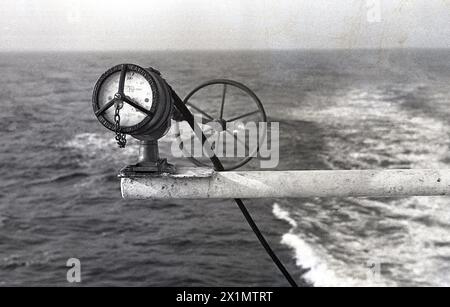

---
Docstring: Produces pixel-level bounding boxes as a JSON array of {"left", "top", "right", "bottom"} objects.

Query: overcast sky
[{"left": 1, "top": 0, "right": 449, "bottom": 51}]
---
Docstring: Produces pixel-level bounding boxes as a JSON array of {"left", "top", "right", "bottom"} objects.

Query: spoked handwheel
[{"left": 174, "top": 79, "right": 267, "bottom": 171}]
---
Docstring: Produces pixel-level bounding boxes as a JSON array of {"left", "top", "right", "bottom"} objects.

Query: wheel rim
[{"left": 174, "top": 79, "right": 267, "bottom": 171}]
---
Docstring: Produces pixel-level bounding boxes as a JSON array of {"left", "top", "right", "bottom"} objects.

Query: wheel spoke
[
  {"left": 123, "top": 96, "right": 153, "bottom": 116},
  {"left": 95, "top": 99, "right": 116, "bottom": 116},
  {"left": 118, "top": 64, "right": 127, "bottom": 94},
  {"left": 227, "top": 110, "right": 260, "bottom": 122},
  {"left": 219, "top": 84, "right": 227, "bottom": 120},
  {"left": 186, "top": 102, "right": 214, "bottom": 121}
]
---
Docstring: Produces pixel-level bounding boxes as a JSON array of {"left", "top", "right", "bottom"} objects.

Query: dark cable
[{"left": 170, "top": 88, "right": 298, "bottom": 287}]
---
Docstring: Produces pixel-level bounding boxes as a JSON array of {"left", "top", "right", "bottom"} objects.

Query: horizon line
[{"left": 0, "top": 47, "right": 449, "bottom": 53}]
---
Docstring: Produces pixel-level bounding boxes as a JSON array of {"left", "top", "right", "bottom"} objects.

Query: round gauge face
[{"left": 97, "top": 70, "right": 154, "bottom": 128}]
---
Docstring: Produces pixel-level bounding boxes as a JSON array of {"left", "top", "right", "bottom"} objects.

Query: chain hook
[{"left": 114, "top": 101, "right": 127, "bottom": 148}]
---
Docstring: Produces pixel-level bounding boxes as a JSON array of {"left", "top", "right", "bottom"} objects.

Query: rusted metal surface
[{"left": 121, "top": 168, "right": 450, "bottom": 200}]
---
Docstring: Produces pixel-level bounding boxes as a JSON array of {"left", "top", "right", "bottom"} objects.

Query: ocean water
[{"left": 0, "top": 49, "right": 450, "bottom": 286}]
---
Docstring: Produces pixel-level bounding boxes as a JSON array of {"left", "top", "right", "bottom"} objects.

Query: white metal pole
[{"left": 121, "top": 168, "right": 450, "bottom": 200}]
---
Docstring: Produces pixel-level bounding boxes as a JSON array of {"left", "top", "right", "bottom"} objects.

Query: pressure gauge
[{"left": 92, "top": 64, "right": 174, "bottom": 143}]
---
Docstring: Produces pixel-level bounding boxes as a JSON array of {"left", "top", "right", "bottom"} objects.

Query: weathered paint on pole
[{"left": 121, "top": 168, "right": 450, "bottom": 200}]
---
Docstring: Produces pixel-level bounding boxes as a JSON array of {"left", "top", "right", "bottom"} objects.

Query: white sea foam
[
  {"left": 273, "top": 203, "right": 345, "bottom": 286},
  {"left": 275, "top": 85, "right": 450, "bottom": 286},
  {"left": 63, "top": 133, "right": 140, "bottom": 166},
  {"left": 273, "top": 203, "right": 391, "bottom": 287},
  {"left": 65, "top": 133, "right": 121, "bottom": 152}
]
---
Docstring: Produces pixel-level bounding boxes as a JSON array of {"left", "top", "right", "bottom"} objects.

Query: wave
[
  {"left": 62, "top": 133, "right": 140, "bottom": 168},
  {"left": 273, "top": 203, "right": 391, "bottom": 287},
  {"left": 0, "top": 215, "right": 7, "bottom": 228},
  {"left": 297, "top": 85, "right": 450, "bottom": 171},
  {"left": 1, "top": 252, "right": 54, "bottom": 270},
  {"left": 28, "top": 172, "right": 90, "bottom": 186}
]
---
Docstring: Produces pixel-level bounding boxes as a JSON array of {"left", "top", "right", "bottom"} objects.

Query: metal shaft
[
  {"left": 137, "top": 140, "right": 160, "bottom": 165},
  {"left": 121, "top": 169, "right": 450, "bottom": 200}
]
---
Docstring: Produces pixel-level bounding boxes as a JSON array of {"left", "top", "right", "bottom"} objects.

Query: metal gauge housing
[{"left": 92, "top": 64, "right": 174, "bottom": 140}]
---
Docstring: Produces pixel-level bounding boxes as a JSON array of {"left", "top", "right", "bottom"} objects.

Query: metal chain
[{"left": 114, "top": 102, "right": 127, "bottom": 148}]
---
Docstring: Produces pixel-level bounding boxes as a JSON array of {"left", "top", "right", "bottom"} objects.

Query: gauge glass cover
[{"left": 98, "top": 71, "right": 154, "bottom": 127}]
